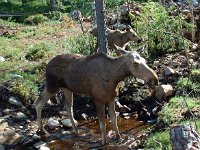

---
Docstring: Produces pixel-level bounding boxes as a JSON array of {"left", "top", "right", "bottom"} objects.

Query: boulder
[
  {"left": 39, "top": 146, "right": 50, "bottom": 150},
  {"left": 61, "top": 118, "right": 77, "bottom": 128},
  {"left": 34, "top": 141, "right": 46, "bottom": 149},
  {"left": 164, "top": 67, "right": 175, "bottom": 75},
  {"left": 14, "top": 112, "right": 27, "bottom": 121},
  {"left": 0, "top": 145, "right": 5, "bottom": 150},
  {"left": 8, "top": 96, "right": 23, "bottom": 107},
  {"left": 155, "top": 84, "right": 173, "bottom": 101},
  {"left": 47, "top": 118, "right": 59, "bottom": 129},
  {"left": 0, "top": 56, "right": 5, "bottom": 62}
]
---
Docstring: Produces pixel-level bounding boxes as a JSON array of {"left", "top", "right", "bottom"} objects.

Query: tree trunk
[
  {"left": 95, "top": 0, "right": 108, "bottom": 53},
  {"left": 170, "top": 125, "right": 200, "bottom": 150},
  {"left": 50, "top": 0, "right": 57, "bottom": 11}
]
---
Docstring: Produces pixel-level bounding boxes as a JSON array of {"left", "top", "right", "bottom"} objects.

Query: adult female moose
[{"left": 34, "top": 46, "right": 159, "bottom": 145}]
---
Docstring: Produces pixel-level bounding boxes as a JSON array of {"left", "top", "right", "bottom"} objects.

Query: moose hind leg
[
  {"left": 95, "top": 101, "right": 106, "bottom": 145},
  {"left": 108, "top": 100, "right": 120, "bottom": 138},
  {"left": 62, "top": 88, "right": 78, "bottom": 134},
  {"left": 34, "top": 87, "right": 54, "bottom": 134}
]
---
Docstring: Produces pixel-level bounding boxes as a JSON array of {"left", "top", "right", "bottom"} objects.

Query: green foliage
[
  {"left": 24, "top": 14, "right": 48, "bottom": 25},
  {"left": 158, "top": 96, "right": 199, "bottom": 126},
  {"left": 145, "top": 130, "right": 171, "bottom": 150},
  {"left": 191, "top": 69, "right": 200, "bottom": 83},
  {"left": 25, "top": 43, "right": 52, "bottom": 61},
  {"left": 6, "top": 71, "right": 39, "bottom": 104},
  {"left": 176, "top": 77, "right": 200, "bottom": 95},
  {"left": 131, "top": 2, "right": 193, "bottom": 58},
  {"left": 0, "top": 0, "right": 50, "bottom": 13},
  {"left": 66, "top": 34, "right": 96, "bottom": 56},
  {"left": 145, "top": 120, "right": 200, "bottom": 150}
]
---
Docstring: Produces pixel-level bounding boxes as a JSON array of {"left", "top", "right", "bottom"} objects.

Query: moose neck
[{"left": 111, "top": 55, "right": 131, "bottom": 84}]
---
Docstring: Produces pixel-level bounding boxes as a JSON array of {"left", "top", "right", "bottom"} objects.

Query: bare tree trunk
[
  {"left": 95, "top": 0, "right": 108, "bottom": 53},
  {"left": 50, "top": 0, "right": 57, "bottom": 11},
  {"left": 170, "top": 125, "right": 200, "bottom": 150}
]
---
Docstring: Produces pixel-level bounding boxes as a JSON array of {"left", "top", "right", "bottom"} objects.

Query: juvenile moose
[
  {"left": 90, "top": 26, "right": 143, "bottom": 55},
  {"left": 34, "top": 47, "right": 158, "bottom": 145}
]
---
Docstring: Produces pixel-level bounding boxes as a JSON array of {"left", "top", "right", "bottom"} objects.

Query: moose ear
[{"left": 115, "top": 45, "right": 129, "bottom": 55}]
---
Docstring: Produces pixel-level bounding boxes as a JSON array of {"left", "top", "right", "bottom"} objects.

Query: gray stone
[
  {"left": 0, "top": 144, "right": 5, "bottom": 150},
  {"left": 81, "top": 113, "right": 88, "bottom": 120},
  {"left": 8, "top": 96, "right": 23, "bottom": 107},
  {"left": 164, "top": 67, "right": 175, "bottom": 75},
  {"left": 0, "top": 119, "right": 4, "bottom": 124},
  {"left": 39, "top": 146, "right": 50, "bottom": 150},
  {"left": 61, "top": 118, "right": 75, "bottom": 128},
  {"left": 33, "top": 141, "right": 46, "bottom": 149},
  {"left": 32, "top": 134, "right": 41, "bottom": 140},
  {"left": 10, "top": 74, "right": 23, "bottom": 79},
  {"left": 3, "top": 109, "right": 11, "bottom": 115},
  {"left": 0, "top": 56, "right": 5, "bottom": 62},
  {"left": 3, "top": 128, "right": 15, "bottom": 136},
  {"left": 170, "top": 61, "right": 181, "bottom": 67},
  {"left": 15, "top": 112, "right": 27, "bottom": 120},
  {"left": 47, "top": 118, "right": 59, "bottom": 129}
]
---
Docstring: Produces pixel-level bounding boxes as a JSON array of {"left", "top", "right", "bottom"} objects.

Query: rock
[
  {"left": 0, "top": 119, "right": 3, "bottom": 124},
  {"left": 155, "top": 84, "right": 173, "bottom": 101},
  {"left": 164, "top": 67, "right": 175, "bottom": 75},
  {"left": 32, "top": 134, "right": 41, "bottom": 140},
  {"left": 170, "top": 61, "right": 181, "bottom": 67},
  {"left": 0, "top": 56, "right": 5, "bottom": 62},
  {"left": 170, "top": 125, "right": 200, "bottom": 150},
  {"left": 4, "top": 127, "right": 15, "bottom": 136},
  {"left": 10, "top": 74, "right": 23, "bottom": 79},
  {"left": 81, "top": 113, "right": 88, "bottom": 120},
  {"left": 47, "top": 118, "right": 59, "bottom": 129},
  {"left": 14, "top": 112, "right": 27, "bottom": 121},
  {"left": 0, "top": 122, "right": 9, "bottom": 130},
  {"left": 3, "top": 109, "right": 11, "bottom": 115},
  {"left": 39, "top": 146, "right": 50, "bottom": 150},
  {"left": 34, "top": 141, "right": 46, "bottom": 149},
  {"left": 61, "top": 118, "right": 77, "bottom": 128},
  {"left": 8, "top": 96, "right": 23, "bottom": 106},
  {"left": 147, "top": 119, "right": 157, "bottom": 124},
  {"left": 70, "top": 10, "right": 82, "bottom": 20},
  {"left": 153, "top": 60, "right": 160, "bottom": 67},
  {"left": 0, "top": 145, "right": 5, "bottom": 150},
  {"left": 136, "top": 78, "right": 145, "bottom": 85}
]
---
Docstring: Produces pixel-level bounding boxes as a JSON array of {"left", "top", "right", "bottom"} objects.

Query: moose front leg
[
  {"left": 108, "top": 100, "right": 121, "bottom": 139},
  {"left": 95, "top": 101, "right": 106, "bottom": 145}
]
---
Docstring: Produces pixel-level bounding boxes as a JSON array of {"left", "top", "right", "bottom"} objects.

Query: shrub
[
  {"left": 66, "top": 33, "right": 96, "bottom": 55},
  {"left": 24, "top": 14, "right": 48, "bottom": 25},
  {"left": 158, "top": 96, "right": 199, "bottom": 126},
  {"left": 191, "top": 69, "right": 200, "bottom": 83},
  {"left": 130, "top": 2, "right": 193, "bottom": 58},
  {"left": 7, "top": 72, "right": 39, "bottom": 104},
  {"left": 145, "top": 130, "right": 171, "bottom": 150},
  {"left": 176, "top": 77, "right": 200, "bottom": 95},
  {"left": 25, "top": 43, "right": 52, "bottom": 61}
]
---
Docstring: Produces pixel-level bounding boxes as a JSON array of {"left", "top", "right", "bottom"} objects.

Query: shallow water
[{"left": 47, "top": 118, "right": 147, "bottom": 150}]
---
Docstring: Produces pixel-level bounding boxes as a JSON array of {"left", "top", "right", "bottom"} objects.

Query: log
[{"left": 170, "top": 125, "right": 200, "bottom": 150}]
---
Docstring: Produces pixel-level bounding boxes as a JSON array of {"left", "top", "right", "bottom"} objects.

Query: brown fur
[
  {"left": 90, "top": 26, "right": 142, "bottom": 55},
  {"left": 34, "top": 50, "right": 158, "bottom": 145}
]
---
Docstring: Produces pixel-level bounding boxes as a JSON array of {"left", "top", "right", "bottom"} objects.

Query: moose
[
  {"left": 34, "top": 46, "right": 159, "bottom": 145},
  {"left": 90, "top": 26, "right": 143, "bottom": 55}
]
